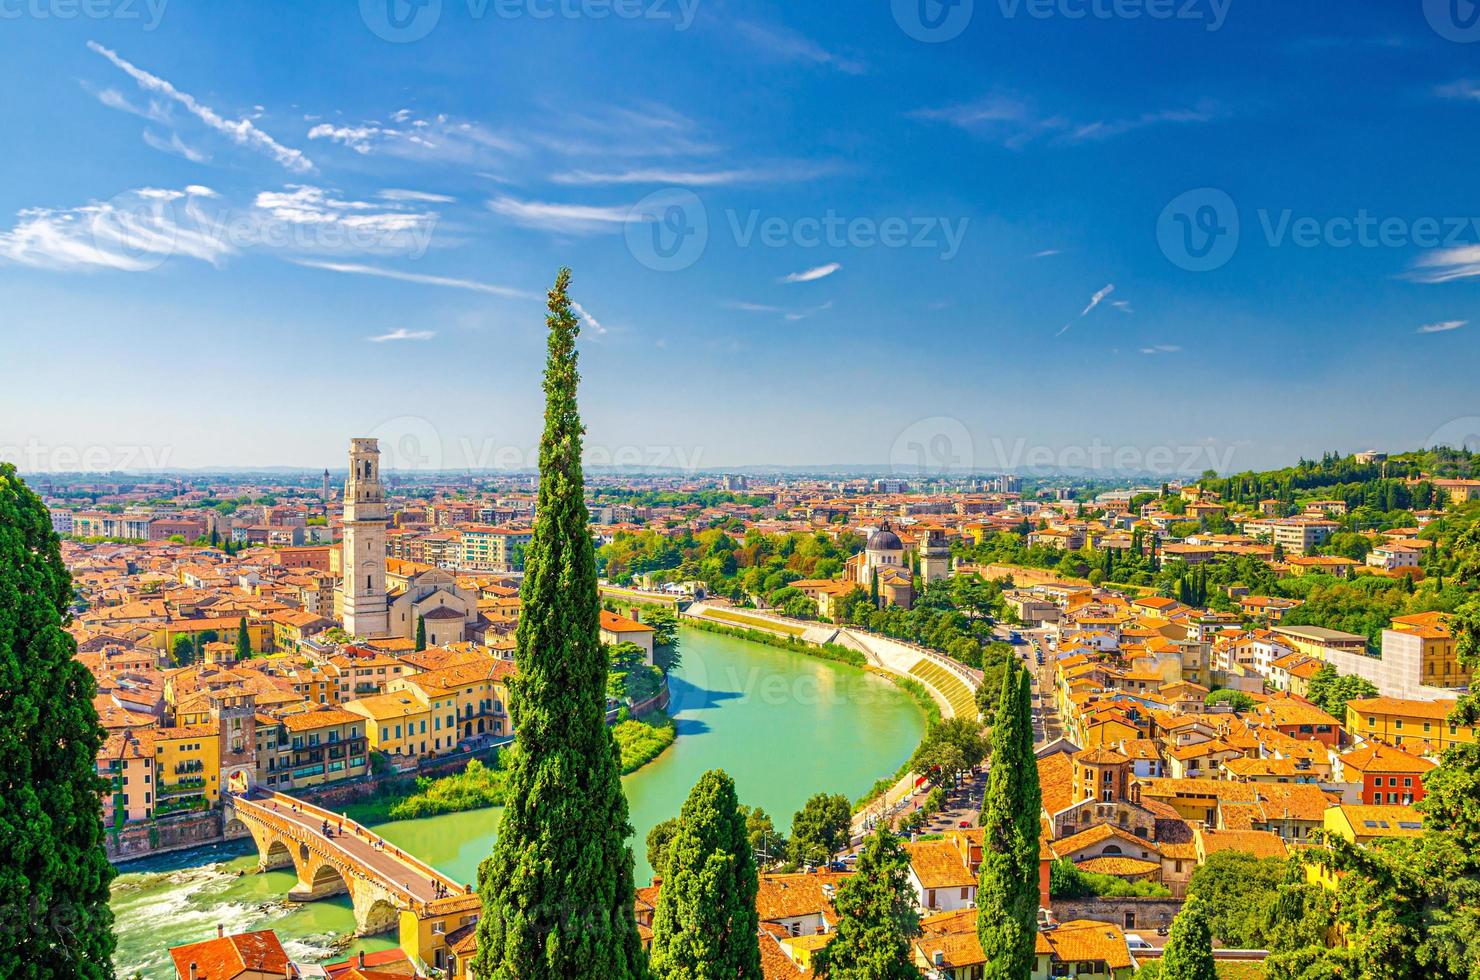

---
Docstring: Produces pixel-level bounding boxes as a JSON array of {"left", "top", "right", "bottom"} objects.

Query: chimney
[
  {"left": 217, "top": 923, "right": 224, "bottom": 938},
  {"left": 188, "top": 964, "right": 198, "bottom": 980},
  {"left": 358, "top": 950, "right": 366, "bottom": 968}
]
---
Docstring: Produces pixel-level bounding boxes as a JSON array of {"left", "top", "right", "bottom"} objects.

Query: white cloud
[
  {"left": 1410, "top": 246, "right": 1480, "bottom": 283},
  {"left": 142, "top": 129, "right": 209, "bottom": 163},
  {"left": 780, "top": 262, "right": 841, "bottom": 283},
  {"left": 734, "top": 20, "right": 865, "bottom": 75},
  {"left": 570, "top": 300, "right": 607, "bottom": 336},
  {"left": 291, "top": 259, "right": 531, "bottom": 298},
  {"left": 1081, "top": 283, "right": 1115, "bottom": 316},
  {"left": 1140, "top": 344, "right": 1182, "bottom": 354},
  {"left": 88, "top": 41, "right": 313, "bottom": 173},
  {"left": 307, "top": 113, "right": 519, "bottom": 165},
  {"left": 551, "top": 164, "right": 828, "bottom": 187},
  {"left": 1436, "top": 79, "right": 1480, "bottom": 101},
  {"left": 1033, "top": 249, "right": 1061, "bottom": 258},
  {"left": 1417, "top": 320, "right": 1467, "bottom": 334},
  {"left": 369, "top": 328, "right": 436, "bottom": 342},
  {"left": 379, "top": 189, "right": 456, "bottom": 204},
  {"left": 0, "top": 185, "right": 230, "bottom": 272},
  {"left": 1111, "top": 299, "right": 1134, "bottom": 314},
  {"left": 729, "top": 299, "right": 832, "bottom": 320},
  {"left": 915, "top": 92, "right": 1216, "bottom": 149},
  {"left": 486, "top": 195, "right": 631, "bottom": 233}
]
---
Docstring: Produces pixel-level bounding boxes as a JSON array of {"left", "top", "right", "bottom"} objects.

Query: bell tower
[{"left": 341, "top": 438, "right": 389, "bottom": 638}]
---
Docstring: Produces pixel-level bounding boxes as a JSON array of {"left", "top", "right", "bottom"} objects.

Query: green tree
[
  {"left": 648, "top": 770, "right": 761, "bottom": 980},
  {"left": 1204, "top": 689, "right": 1255, "bottom": 713},
  {"left": 738, "top": 805, "right": 785, "bottom": 868},
  {"left": 646, "top": 818, "right": 681, "bottom": 880},
  {"left": 235, "top": 616, "right": 251, "bottom": 660},
  {"left": 472, "top": 269, "right": 648, "bottom": 980},
  {"left": 415, "top": 614, "right": 427, "bottom": 652},
  {"left": 0, "top": 464, "right": 116, "bottom": 976},
  {"left": 1304, "top": 664, "right": 1378, "bottom": 720},
  {"left": 1159, "top": 897, "right": 1217, "bottom": 980},
  {"left": 1186, "top": 850, "right": 1290, "bottom": 948},
  {"left": 787, "top": 793, "right": 852, "bottom": 867},
  {"left": 977, "top": 665, "right": 1041, "bottom": 979},
  {"left": 810, "top": 826, "right": 920, "bottom": 979},
  {"left": 171, "top": 634, "right": 195, "bottom": 667}
]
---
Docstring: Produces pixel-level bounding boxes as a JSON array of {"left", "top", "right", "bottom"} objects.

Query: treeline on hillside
[
  {"left": 1200, "top": 448, "right": 1479, "bottom": 506},
  {"left": 592, "top": 488, "right": 772, "bottom": 509}
]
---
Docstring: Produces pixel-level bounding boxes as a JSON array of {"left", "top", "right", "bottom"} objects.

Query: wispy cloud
[
  {"left": 1436, "top": 79, "right": 1480, "bottom": 101},
  {"left": 1081, "top": 283, "right": 1115, "bottom": 316},
  {"left": 88, "top": 41, "right": 313, "bottom": 173},
  {"left": 728, "top": 299, "right": 832, "bottom": 321},
  {"left": 1409, "top": 246, "right": 1480, "bottom": 283},
  {"left": 914, "top": 92, "right": 1216, "bottom": 149},
  {"left": 307, "top": 112, "right": 520, "bottom": 166},
  {"left": 487, "top": 195, "right": 631, "bottom": 233},
  {"left": 1111, "top": 299, "right": 1134, "bottom": 314},
  {"left": 1140, "top": 344, "right": 1182, "bottom": 354},
  {"left": 550, "top": 164, "right": 829, "bottom": 187},
  {"left": 369, "top": 328, "right": 436, "bottom": 342},
  {"left": 0, "top": 185, "right": 230, "bottom": 272},
  {"left": 292, "top": 260, "right": 531, "bottom": 298},
  {"left": 1055, "top": 283, "right": 1116, "bottom": 336},
  {"left": 734, "top": 20, "right": 865, "bottom": 75},
  {"left": 1417, "top": 319, "right": 1468, "bottom": 334},
  {"left": 570, "top": 300, "right": 607, "bottom": 336},
  {"left": 142, "top": 129, "right": 209, "bottom": 163},
  {"left": 1033, "top": 249, "right": 1061, "bottom": 258},
  {"left": 379, "top": 189, "right": 456, "bottom": 204},
  {"left": 780, "top": 262, "right": 841, "bottom": 283}
]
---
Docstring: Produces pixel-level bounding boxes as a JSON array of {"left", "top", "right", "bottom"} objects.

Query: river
[{"left": 111, "top": 626, "right": 926, "bottom": 977}]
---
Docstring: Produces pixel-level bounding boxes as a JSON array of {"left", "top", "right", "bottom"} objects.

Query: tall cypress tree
[
  {"left": 415, "top": 614, "right": 427, "bottom": 652},
  {"left": 473, "top": 269, "right": 647, "bottom": 979},
  {"left": 0, "top": 463, "right": 115, "bottom": 977},
  {"left": 977, "top": 665, "right": 1041, "bottom": 979},
  {"left": 235, "top": 616, "right": 251, "bottom": 659},
  {"left": 1159, "top": 897, "right": 1217, "bottom": 980},
  {"left": 648, "top": 769, "right": 761, "bottom": 979},
  {"left": 811, "top": 825, "right": 920, "bottom": 980}
]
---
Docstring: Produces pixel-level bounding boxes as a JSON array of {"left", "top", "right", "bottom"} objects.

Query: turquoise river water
[{"left": 111, "top": 626, "right": 926, "bottom": 977}]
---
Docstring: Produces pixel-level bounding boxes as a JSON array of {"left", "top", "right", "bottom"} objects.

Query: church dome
[{"left": 867, "top": 526, "right": 903, "bottom": 551}]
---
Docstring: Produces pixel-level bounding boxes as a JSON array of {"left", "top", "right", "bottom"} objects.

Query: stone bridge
[{"left": 226, "top": 790, "right": 468, "bottom": 935}]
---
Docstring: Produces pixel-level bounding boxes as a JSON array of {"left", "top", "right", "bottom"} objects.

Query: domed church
[{"left": 844, "top": 520, "right": 916, "bottom": 610}]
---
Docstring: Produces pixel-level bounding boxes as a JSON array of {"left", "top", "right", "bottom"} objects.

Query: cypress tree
[
  {"left": 977, "top": 665, "right": 1041, "bottom": 978},
  {"left": 473, "top": 268, "right": 648, "bottom": 979},
  {"left": 811, "top": 825, "right": 920, "bottom": 979},
  {"left": 236, "top": 616, "right": 251, "bottom": 659},
  {"left": 415, "top": 614, "right": 427, "bottom": 652},
  {"left": 0, "top": 463, "right": 116, "bottom": 977},
  {"left": 1159, "top": 897, "right": 1217, "bottom": 980},
  {"left": 648, "top": 770, "right": 761, "bottom": 979}
]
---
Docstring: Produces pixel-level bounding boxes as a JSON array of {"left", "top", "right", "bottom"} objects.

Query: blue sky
[{"left": 3, "top": 0, "right": 1480, "bottom": 476}]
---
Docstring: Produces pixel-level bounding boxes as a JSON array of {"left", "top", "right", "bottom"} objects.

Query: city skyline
[{"left": 4, "top": 3, "right": 1480, "bottom": 471}]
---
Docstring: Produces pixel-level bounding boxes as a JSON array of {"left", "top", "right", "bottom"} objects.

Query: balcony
[{"left": 158, "top": 776, "right": 206, "bottom": 795}]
